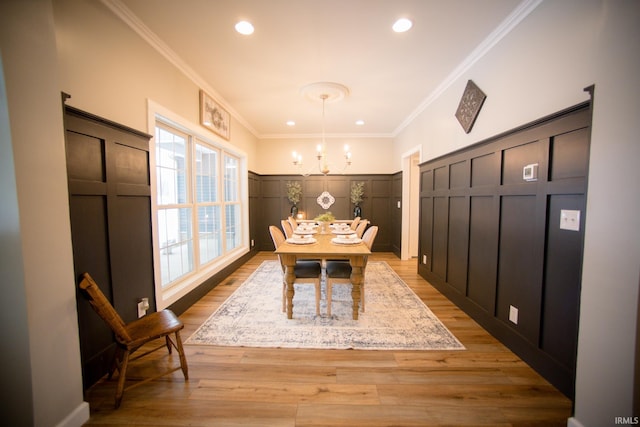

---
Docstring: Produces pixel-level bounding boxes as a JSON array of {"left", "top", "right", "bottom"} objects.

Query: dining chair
[
  {"left": 281, "top": 219, "right": 294, "bottom": 238},
  {"left": 287, "top": 216, "right": 298, "bottom": 231},
  {"left": 350, "top": 216, "right": 361, "bottom": 230},
  {"left": 269, "top": 225, "right": 322, "bottom": 316},
  {"left": 355, "top": 220, "right": 368, "bottom": 238},
  {"left": 78, "top": 273, "right": 189, "bottom": 408},
  {"left": 325, "top": 225, "right": 378, "bottom": 317}
]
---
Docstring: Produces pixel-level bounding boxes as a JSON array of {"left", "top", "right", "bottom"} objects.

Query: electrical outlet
[
  {"left": 251, "top": 239, "right": 255, "bottom": 247},
  {"left": 137, "top": 297, "right": 149, "bottom": 318},
  {"left": 509, "top": 305, "right": 518, "bottom": 324},
  {"left": 422, "top": 255, "right": 427, "bottom": 264}
]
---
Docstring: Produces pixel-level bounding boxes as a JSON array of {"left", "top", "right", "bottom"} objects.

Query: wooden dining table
[{"left": 274, "top": 231, "right": 371, "bottom": 320}]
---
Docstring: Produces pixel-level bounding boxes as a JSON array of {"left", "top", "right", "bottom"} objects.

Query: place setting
[
  {"left": 331, "top": 233, "right": 362, "bottom": 245},
  {"left": 294, "top": 223, "right": 317, "bottom": 235},
  {"left": 286, "top": 233, "right": 317, "bottom": 245},
  {"left": 331, "top": 224, "right": 355, "bottom": 235}
]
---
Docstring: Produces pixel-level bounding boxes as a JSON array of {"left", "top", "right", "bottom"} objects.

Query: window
[{"left": 152, "top": 115, "right": 246, "bottom": 307}]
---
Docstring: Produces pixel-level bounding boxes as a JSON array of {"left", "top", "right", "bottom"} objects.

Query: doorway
[{"left": 401, "top": 147, "right": 421, "bottom": 260}]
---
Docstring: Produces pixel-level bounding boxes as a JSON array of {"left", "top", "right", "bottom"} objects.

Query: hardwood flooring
[{"left": 83, "top": 252, "right": 572, "bottom": 426}]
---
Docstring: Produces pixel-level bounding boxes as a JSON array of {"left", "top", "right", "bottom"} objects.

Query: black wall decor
[
  {"left": 418, "top": 101, "right": 591, "bottom": 398},
  {"left": 455, "top": 80, "right": 486, "bottom": 133}
]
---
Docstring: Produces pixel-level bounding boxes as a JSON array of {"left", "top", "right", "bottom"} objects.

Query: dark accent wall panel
[
  {"left": 502, "top": 140, "right": 542, "bottom": 185},
  {"left": 419, "top": 195, "right": 433, "bottom": 272},
  {"left": 447, "top": 196, "right": 469, "bottom": 295},
  {"left": 497, "top": 195, "right": 541, "bottom": 344},
  {"left": 65, "top": 106, "right": 154, "bottom": 390},
  {"left": 467, "top": 196, "right": 498, "bottom": 313},
  {"left": 253, "top": 174, "right": 397, "bottom": 252},
  {"left": 418, "top": 101, "right": 591, "bottom": 398},
  {"left": 432, "top": 196, "right": 448, "bottom": 281},
  {"left": 422, "top": 168, "right": 434, "bottom": 192},
  {"left": 550, "top": 128, "right": 590, "bottom": 180},
  {"left": 111, "top": 196, "right": 154, "bottom": 319},
  {"left": 450, "top": 160, "right": 468, "bottom": 189},
  {"left": 434, "top": 166, "right": 448, "bottom": 190},
  {"left": 542, "top": 194, "right": 585, "bottom": 372},
  {"left": 471, "top": 153, "right": 498, "bottom": 187}
]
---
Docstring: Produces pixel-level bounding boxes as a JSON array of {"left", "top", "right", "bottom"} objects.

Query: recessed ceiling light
[
  {"left": 392, "top": 18, "right": 412, "bottom": 33},
  {"left": 355, "top": 120, "right": 365, "bottom": 126},
  {"left": 286, "top": 120, "right": 295, "bottom": 126},
  {"left": 235, "top": 20, "right": 254, "bottom": 35}
]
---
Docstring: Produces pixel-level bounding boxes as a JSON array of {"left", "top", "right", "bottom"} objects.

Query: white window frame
[{"left": 148, "top": 100, "right": 249, "bottom": 310}]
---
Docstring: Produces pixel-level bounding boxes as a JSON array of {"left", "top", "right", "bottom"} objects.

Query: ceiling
[{"left": 113, "top": 0, "right": 524, "bottom": 139}]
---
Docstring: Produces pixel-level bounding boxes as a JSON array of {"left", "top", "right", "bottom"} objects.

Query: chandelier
[{"left": 292, "top": 82, "right": 352, "bottom": 176}]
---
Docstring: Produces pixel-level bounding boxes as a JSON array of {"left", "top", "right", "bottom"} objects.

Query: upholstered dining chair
[
  {"left": 269, "top": 225, "right": 323, "bottom": 315},
  {"left": 350, "top": 216, "right": 361, "bottom": 230},
  {"left": 355, "top": 220, "right": 368, "bottom": 238},
  {"left": 325, "top": 225, "right": 378, "bottom": 317},
  {"left": 78, "top": 273, "right": 189, "bottom": 408},
  {"left": 287, "top": 215, "right": 298, "bottom": 231},
  {"left": 281, "top": 219, "right": 294, "bottom": 238}
]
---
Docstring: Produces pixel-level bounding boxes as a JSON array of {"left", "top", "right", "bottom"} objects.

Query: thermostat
[{"left": 523, "top": 163, "right": 538, "bottom": 181}]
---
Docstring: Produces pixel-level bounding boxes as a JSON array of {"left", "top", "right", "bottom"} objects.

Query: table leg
[
  {"left": 349, "top": 256, "right": 365, "bottom": 320},
  {"left": 282, "top": 255, "right": 296, "bottom": 319}
]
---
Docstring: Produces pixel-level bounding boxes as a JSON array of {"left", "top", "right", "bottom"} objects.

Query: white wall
[
  {"left": 395, "top": 1, "right": 640, "bottom": 426},
  {"left": 0, "top": 1, "right": 88, "bottom": 426},
  {"left": 53, "top": 0, "right": 259, "bottom": 170},
  {"left": 256, "top": 136, "right": 395, "bottom": 175}
]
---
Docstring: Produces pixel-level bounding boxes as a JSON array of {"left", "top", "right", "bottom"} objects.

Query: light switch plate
[{"left": 560, "top": 209, "right": 580, "bottom": 231}]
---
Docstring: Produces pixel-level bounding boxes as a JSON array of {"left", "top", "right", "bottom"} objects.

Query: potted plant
[
  {"left": 286, "top": 181, "right": 302, "bottom": 216},
  {"left": 313, "top": 211, "right": 335, "bottom": 234},
  {"left": 350, "top": 181, "right": 365, "bottom": 218}
]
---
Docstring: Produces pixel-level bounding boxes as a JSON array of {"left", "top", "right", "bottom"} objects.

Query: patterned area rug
[{"left": 186, "top": 260, "right": 464, "bottom": 350}]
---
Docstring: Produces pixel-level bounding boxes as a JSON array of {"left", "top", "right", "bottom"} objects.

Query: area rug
[{"left": 185, "top": 261, "right": 464, "bottom": 350}]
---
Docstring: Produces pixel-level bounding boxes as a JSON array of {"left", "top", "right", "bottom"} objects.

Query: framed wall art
[
  {"left": 200, "top": 89, "right": 230, "bottom": 140},
  {"left": 455, "top": 80, "right": 486, "bottom": 134}
]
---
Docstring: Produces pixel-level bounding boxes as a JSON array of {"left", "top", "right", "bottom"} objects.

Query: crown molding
[
  {"left": 100, "top": 0, "right": 540, "bottom": 141},
  {"left": 393, "top": 0, "right": 543, "bottom": 137},
  {"left": 99, "top": 0, "right": 259, "bottom": 137}
]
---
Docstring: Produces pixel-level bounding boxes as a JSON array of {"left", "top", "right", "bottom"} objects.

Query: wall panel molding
[{"left": 418, "top": 102, "right": 591, "bottom": 398}]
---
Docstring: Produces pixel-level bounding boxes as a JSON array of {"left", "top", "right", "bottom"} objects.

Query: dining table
[{"left": 274, "top": 226, "right": 371, "bottom": 320}]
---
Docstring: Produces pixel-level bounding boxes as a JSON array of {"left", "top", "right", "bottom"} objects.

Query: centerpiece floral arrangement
[{"left": 314, "top": 211, "right": 335, "bottom": 223}]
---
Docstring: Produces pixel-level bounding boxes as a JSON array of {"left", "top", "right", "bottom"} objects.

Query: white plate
[
  {"left": 295, "top": 228, "right": 317, "bottom": 235},
  {"left": 331, "top": 237, "right": 362, "bottom": 245},
  {"left": 332, "top": 229, "right": 355, "bottom": 235},
  {"left": 287, "top": 236, "right": 317, "bottom": 245}
]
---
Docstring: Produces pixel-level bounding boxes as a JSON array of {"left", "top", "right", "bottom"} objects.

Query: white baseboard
[
  {"left": 567, "top": 417, "right": 585, "bottom": 427},
  {"left": 55, "top": 401, "right": 89, "bottom": 427}
]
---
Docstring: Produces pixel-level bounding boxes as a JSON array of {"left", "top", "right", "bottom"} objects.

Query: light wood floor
[{"left": 83, "top": 252, "right": 572, "bottom": 426}]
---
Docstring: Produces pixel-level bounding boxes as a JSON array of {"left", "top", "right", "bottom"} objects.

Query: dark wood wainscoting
[
  {"left": 64, "top": 105, "right": 154, "bottom": 390},
  {"left": 250, "top": 174, "right": 398, "bottom": 252},
  {"left": 418, "top": 101, "right": 591, "bottom": 398}
]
